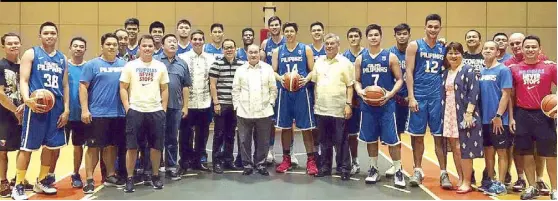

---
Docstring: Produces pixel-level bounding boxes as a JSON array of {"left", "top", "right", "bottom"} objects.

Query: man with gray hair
[
  {"left": 232, "top": 44, "right": 277, "bottom": 176},
  {"left": 301, "top": 33, "right": 353, "bottom": 180}
]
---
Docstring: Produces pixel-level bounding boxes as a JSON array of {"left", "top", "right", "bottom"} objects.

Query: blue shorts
[
  {"left": 21, "top": 97, "right": 66, "bottom": 151},
  {"left": 345, "top": 107, "right": 361, "bottom": 136},
  {"left": 406, "top": 98, "right": 442, "bottom": 136},
  {"left": 358, "top": 101, "right": 400, "bottom": 146},
  {"left": 275, "top": 87, "right": 316, "bottom": 130},
  {"left": 395, "top": 104, "right": 409, "bottom": 134}
]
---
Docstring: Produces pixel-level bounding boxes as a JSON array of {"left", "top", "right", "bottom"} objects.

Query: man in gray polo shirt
[{"left": 154, "top": 34, "right": 191, "bottom": 180}]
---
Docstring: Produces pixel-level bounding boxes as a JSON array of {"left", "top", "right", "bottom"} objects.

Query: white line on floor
[
  {"left": 382, "top": 184, "right": 411, "bottom": 193},
  {"left": 285, "top": 171, "right": 307, "bottom": 175}
]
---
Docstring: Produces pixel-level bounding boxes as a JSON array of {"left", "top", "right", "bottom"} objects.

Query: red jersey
[
  {"left": 505, "top": 53, "right": 549, "bottom": 66},
  {"left": 510, "top": 61, "right": 557, "bottom": 109}
]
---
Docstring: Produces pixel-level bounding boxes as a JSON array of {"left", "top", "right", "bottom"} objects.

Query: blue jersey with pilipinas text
[
  {"left": 359, "top": 49, "right": 394, "bottom": 112},
  {"left": 412, "top": 39, "right": 445, "bottom": 100},
  {"left": 278, "top": 43, "right": 310, "bottom": 89},
  {"left": 80, "top": 57, "right": 127, "bottom": 117},
  {"left": 264, "top": 36, "right": 286, "bottom": 65},
  {"left": 311, "top": 44, "right": 326, "bottom": 61},
  {"left": 388, "top": 46, "right": 407, "bottom": 97},
  {"left": 30, "top": 46, "right": 66, "bottom": 99},
  {"left": 204, "top": 43, "right": 223, "bottom": 60}
]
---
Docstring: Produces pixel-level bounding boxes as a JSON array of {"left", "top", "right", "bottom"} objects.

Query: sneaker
[
  {"left": 536, "top": 181, "right": 550, "bottom": 196},
  {"left": 551, "top": 191, "right": 557, "bottom": 200},
  {"left": 394, "top": 169, "right": 406, "bottom": 188},
  {"left": 520, "top": 186, "right": 539, "bottom": 200},
  {"left": 266, "top": 150, "right": 275, "bottom": 165},
  {"left": 165, "top": 170, "right": 181, "bottom": 181},
  {"left": 351, "top": 160, "right": 361, "bottom": 175},
  {"left": 478, "top": 179, "right": 493, "bottom": 192},
  {"left": 104, "top": 175, "right": 125, "bottom": 188},
  {"left": 158, "top": 166, "right": 166, "bottom": 173},
  {"left": 33, "top": 178, "right": 57, "bottom": 195},
  {"left": 275, "top": 155, "right": 292, "bottom": 173},
  {"left": 71, "top": 174, "right": 83, "bottom": 188},
  {"left": 132, "top": 174, "right": 144, "bottom": 186},
  {"left": 11, "top": 184, "right": 26, "bottom": 200},
  {"left": 485, "top": 181, "right": 507, "bottom": 196},
  {"left": 365, "top": 167, "right": 380, "bottom": 184},
  {"left": 504, "top": 172, "right": 512, "bottom": 186},
  {"left": 45, "top": 174, "right": 55, "bottom": 186},
  {"left": 123, "top": 177, "right": 135, "bottom": 193},
  {"left": 152, "top": 175, "right": 164, "bottom": 190},
  {"left": 440, "top": 172, "right": 453, "bottom": 190},
  {"left": 200, "top": 155, "right": 208, "bottom": 164},
  {"left": 0, "top": 180, "right": 10, "bottom": 198},
  {"left": 513, "top": 179, "right": 527, "bottom": 192},
  {"left": 290, "top": 153, "right": 299, "bottom": 166},
  {"left": 409, "top": 169, "right": 424, "bottom": 187},
  {"left": 143, "top": 174, "right": 152, "bottom": 186},
  {"left": 385, "top": 165, "right": 396, "bottom": 177},
  {"left": 10, "top": 179, "right": 33, "bottom": 191},
  {"left": 82, "top": 179, "right": 95, "bottom": 194},
  {"left": 306, "top": 156, "right": 318, "bottom": 175}
]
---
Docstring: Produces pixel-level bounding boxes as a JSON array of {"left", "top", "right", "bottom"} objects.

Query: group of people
[{"left": 0, "top": 12, "right": 555, "bottom": 201}]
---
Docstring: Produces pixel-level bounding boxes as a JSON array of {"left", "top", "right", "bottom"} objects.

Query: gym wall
[{"left": 0, "top": 2, "right": 555, "bottom": 61}]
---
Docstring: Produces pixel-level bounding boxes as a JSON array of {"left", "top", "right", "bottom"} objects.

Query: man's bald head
[{"left": 509, "top": 32, "right": 525, "bottom": 55}]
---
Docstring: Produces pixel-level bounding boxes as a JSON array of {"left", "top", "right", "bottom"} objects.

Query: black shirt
[
  {"left": 463, "top": 52, "right": 484, "bottom": 75},
  {"left": 0, "top": 58, "right": 21, "bottom": 119}
]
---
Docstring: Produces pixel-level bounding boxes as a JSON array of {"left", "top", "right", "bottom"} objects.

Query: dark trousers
[
  {"left": 212, "top": 104, "right": 237, "bottom": 164},
  {"left": 238, "top": 116, "right": 272, "bottom": 169},
  {"left": 179, "top": 108, "right": 210, "bottom": 168},
  {"left": 164, "top": 108, "right": 181, "bottom": 168},
  {"left": 316, "top": 115, "right": 350, "bottom": 173}
]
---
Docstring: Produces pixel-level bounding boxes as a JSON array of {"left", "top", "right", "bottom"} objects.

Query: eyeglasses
[{"left": 223, "top": 46, "right": 235, "bottom": 50}]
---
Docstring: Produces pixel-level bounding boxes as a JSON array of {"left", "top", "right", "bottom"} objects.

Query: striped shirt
[{"left": 209, "top": 57, "right": 246, "bottom": 105}]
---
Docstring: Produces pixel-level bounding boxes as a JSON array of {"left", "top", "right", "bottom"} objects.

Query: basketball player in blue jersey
[
  {"left": 204, "top": 23, "right": 225, "bottom": 59},
  {"left": 405, "top": 14, "right": 451, "bottom": 188},
  {"left": 149, "top": 21, "right": 165, "bottom": 57},
  {"left": 385, "top": 23, "right": 411, "bottom": 178},
  {"left": 259, "top": 16, "right": 286, "bottom": 165},
  {"left": 342, "top": 27, "right": 365, "bottom": 175},
  {"left": 176, "top": 19, "right": 193, "bottom": 54},
  {"left": 236, "top": 28, "right": 254, "bottom": 61},
  {"left": 272, "top": 22, "right": 318, "bottom": 175},
  {"left": 354, "top": 24, "right": 405, "bottom": 187},
  {"left": 13, "top": 21, "right": 69, "bottom": 200},
  {"left": 310, "top": 21, "right": 326, "bottom": 60},
  {"left": 124, "top": 18, "right": 140, "bottom": 56}
]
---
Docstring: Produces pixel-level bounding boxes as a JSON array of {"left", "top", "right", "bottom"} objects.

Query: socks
[
  {"left": 283, "top": 150, "right": 291, "bottom": 156},
  {"left": 369, "top": 157, "right": 378, "bottom": 169},
  {"left": 15, "top": 169, "right": 27, "bottom": 185},
  {"left": 414, "top": 167, "right": 424, "bottom": 176},
  {"left": 38, "top": 165, "right": 50, "bottom": 181},
  {"left": 440, "top": 170, "right": 447, "bottom": 176},
  {"left": 537, "top": 177, "right": 544, "bottom": 182},
  {"left": 393, "top": 160, "right": 402, "bottom": 171},
  {"left": 518, "top": 173, "right": 525, "bottom": 180}
]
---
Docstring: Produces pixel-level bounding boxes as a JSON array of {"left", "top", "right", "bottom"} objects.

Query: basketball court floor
[{"left": 1, "top": 128, "right": 551, "bottom": 200}]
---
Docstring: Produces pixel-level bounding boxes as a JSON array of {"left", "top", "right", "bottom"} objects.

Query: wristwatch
[{"left": 495, "top": 113, "right": 502, "bottom": 118}]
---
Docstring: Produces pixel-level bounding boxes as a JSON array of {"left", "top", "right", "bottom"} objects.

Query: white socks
[
  {"left": 369, "top": 157, "right": 378, "bottom": 169},
  {"left": 393, "top": 160, "right": 402, "bottom": 171},
  {"left": 440, "top": 170, "right": 447, "bottom": 176}
]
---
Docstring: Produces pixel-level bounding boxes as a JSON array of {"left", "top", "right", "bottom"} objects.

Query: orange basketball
[
  {"left": 30, "top": 89, "right": 55, "bottom": 113},
  {"left": 541, "top": 94, "right": 557, "bottom": 118},
  {"left": 364, "top": 85, "right": 386, "bottom": 106},
  {"left": 283, "top": 72, "right": 301, "bottom": 92}
]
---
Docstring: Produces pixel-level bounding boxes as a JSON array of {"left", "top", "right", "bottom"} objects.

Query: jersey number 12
[{"left": 425, "top": 60, "right": 439, "bottom": 73}]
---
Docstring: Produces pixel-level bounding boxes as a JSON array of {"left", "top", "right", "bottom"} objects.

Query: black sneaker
[
  {"left": 165, "top": 170, "right": 182, "bottom": 181},
  {"left": 536, "top": 181, "right": 550, "bottom": 196},
  {"left": 513, "top": 179, "right": 527, "bottom": 192},
  {"left": 82, "top": 179, "right": 95, "bottom": 194},
  {"left": 152, "top": 175, "right": 164, "bottom": 190},
  {"left": 10, "top": 178, "right": 33, "bottom": 191},
  {"left": 520, "top": 186, "right": 539, "bottom": 200},
  {"left": 104, "top": 175, "right": 125, "bottom": 188},
  {"left": 123, "top": 177, "right": 135, "bottom": 193},
  {"left": 71, "top": 174, "right": 83, "bottom": 188},
  {"left": 504, "top": 172, "right": 512, "bottom": 186},
  {"left": 132, "top": 174, "right": 144, "bottom": 186},
  {"left": 143, "top": 174, "right": 152, "bottom": 186}
]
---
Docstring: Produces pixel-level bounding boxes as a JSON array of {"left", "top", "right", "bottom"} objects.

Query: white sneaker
[
  {"left": 365, "top": 167, "right": 380, "bottom": 184},
  {"left": 11, "top": 184, "right": 27, "bottom": 200},
  {"left": 290, "top": 152, "right": 299, "bottom": 166},
  {"left": 385, "top": 165, "right": 396, "bottom": 177},
  {"left": 33, "top": 178, "right": 57, "bottom": 195},
  {"left": 159, "top": 166, "right": 166, "bottom": 173},
  {"left": 266, "top": 150, "right": 275, "bottom": 164},
  {"left": 350, "top": 160, "right": 360, "bottom": 175},
  {"left": 394, "top": 169, "right": 406, "bottom": 188}
]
